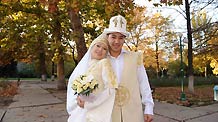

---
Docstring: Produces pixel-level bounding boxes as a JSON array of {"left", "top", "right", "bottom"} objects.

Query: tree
[
  {"left": 0, "top": 0, "right": 136, "bottom": 90},
  {"left": 0, "top": 0, "right": 69, "bottom": 89},
  {"left": 125, "top": 7, "right": 149, "bottom": 51},
  {"left": 124, "top": 6, "right": 177, "bottom": 78},
  {"left": 65, "top": 0, "right": 87, "bottom": 62},
  {"left": 210, "top": 59, "right": 218, "bottom": 75},
  {"left": 184, "top": 0, "right": 194, "bottom": 93},
  {"left": 148, "top": 0, "right": 218, "bottom": 93},
  {"left": 192, "top": 11, "right": 218, "bottom": 77},
  {"left": 145, "top": 12, "right": 177, "bottom": 78},
  {"left": 47, "top": 0, "right": 67, "bottom": 90}
]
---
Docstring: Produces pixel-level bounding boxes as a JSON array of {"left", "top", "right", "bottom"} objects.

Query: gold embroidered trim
[
  {"left": 104, "top": 60, "right": 118, "bottom": 88},
  {"left": 137, "top": 52, "right": 143, "bottom": 65},
  {"left": 114, "top": 86, "right": 130, "bottom": 107}
]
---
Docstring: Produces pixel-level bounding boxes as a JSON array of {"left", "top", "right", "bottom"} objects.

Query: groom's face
[{"left": 108, "top": 32, "right": 125, "bottom": 53}]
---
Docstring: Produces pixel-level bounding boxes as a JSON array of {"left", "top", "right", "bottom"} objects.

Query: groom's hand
[{"left": 77, "top": 96, "right": 85, "bottom": 108}]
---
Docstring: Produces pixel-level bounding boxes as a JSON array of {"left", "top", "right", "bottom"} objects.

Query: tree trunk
[
  {"left": 204, "top": 67, "right": 207, "bottom": 77},
  {"left": 51, "top": 61, "right": 55, "bottom": 81},
  {"left": 188, "top": 75, "right": 194, "bottom": 93},
  {"left": 185, "top": 0, "right": 194, "bottom": 93},
  {"left": 155, "top": 41, "right": 160, "bottom": 78},
  {"left": 38, "top": 37, "right": 47, "bottom": 81},
  {"left": 39, "top": 52, "right": 47, "bottom": 81},
  {"left": 55, "top": 23, "right": 66, "bottom": 90},
  {"left": 51, "top": 2, "right": 66, "bottom": 89},
  {"left": 67, "top": 2, "right": 87, "bottom": 62},
  {"left": 57, "top": 54, "right": 66, "bottom": 90}
]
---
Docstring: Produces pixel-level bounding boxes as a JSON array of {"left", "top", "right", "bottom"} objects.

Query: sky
[{"left": 134, "top": 0, "right": 218, "bottom": 36}]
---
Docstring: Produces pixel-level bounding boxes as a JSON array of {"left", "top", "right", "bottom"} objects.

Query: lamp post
[{"left": 179, "top": 35, "right": 187, "bottom": 101}]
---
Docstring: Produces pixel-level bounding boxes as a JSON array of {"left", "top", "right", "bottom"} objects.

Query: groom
[{"left": 103, "top": 15, "right": 154, "bottom": 122}]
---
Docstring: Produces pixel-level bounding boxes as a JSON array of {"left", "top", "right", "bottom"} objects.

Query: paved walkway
[
  {"left": 1, "top": 80, "right": 68, "bottom": 122},
  {"left": 1, "top": 80, "right": 218, "bottom": 122}
]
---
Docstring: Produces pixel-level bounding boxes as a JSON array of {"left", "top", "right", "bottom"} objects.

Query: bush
[
  {"left": 17, "top": 62, "right": 37, "bottom": 78},
  {"left": 64, "top": 61, "right": 76, "bottom": 78},
  {"left": 0, "top": 61, "right": 17, "bottom": 77},
  {"left": 146, "top": 66, "right": 157, "bottom": 79},
  {"left": 150, "top": 76, "right": 218, "bottom": 87},
  {"left": 167, "top": 60, "right": 188, "bottom": 77},
  {"left": 16, "top": 60, "right": 76, "bottom": 79}
]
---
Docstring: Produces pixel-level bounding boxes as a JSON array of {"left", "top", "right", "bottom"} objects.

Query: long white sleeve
[
  {"left": 84, "top": 88, "right": 113, "bottom": 109},
  {"left": 137, "top": 65, "right": 154, "bottom": 115}
]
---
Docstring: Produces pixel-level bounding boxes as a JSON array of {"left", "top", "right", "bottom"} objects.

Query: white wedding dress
[{"left": 67, "top": 59, "right": 117, "bottom": 122}]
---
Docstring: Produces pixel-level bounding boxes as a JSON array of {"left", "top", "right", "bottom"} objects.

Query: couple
[{"left": 67, "top": 15, "right": 154, "bottom": 122}]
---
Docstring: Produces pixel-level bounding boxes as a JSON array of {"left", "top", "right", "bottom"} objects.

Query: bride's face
[{"left": 91, "top": 42, "right": 108, "bottom": 60}]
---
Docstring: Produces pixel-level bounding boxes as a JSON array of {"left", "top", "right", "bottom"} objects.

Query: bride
[{"left": 67, "top": 33, "right": 118, "bottom": 122}]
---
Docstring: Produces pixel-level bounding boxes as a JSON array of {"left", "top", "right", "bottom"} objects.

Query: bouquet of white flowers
[{"left": 71, "top": 74, "right": 98, "bottom": 96}]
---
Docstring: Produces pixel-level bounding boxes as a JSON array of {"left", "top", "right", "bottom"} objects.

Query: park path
[
  {"left": 1, "top": 80, "right": 68, "bottom": 122},
  {"left": 1, "top": 80, "right": 218, "bottom": 122}
]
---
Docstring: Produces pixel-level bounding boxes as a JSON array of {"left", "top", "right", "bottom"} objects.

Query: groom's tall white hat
[{"left": 103, "top": 15, "right": 129, "bottom": 37}]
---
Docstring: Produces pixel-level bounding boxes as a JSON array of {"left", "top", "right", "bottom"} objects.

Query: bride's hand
[{"left": 77, "top": 96, "right": 85, "bottom": 108}]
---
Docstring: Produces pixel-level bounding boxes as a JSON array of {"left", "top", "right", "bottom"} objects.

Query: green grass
[
  {"left": 0, "top": 77, "right": 68, "bottom": 82},
  {"left": 0, "top": 77, "right": 39, "bottom": 80}
]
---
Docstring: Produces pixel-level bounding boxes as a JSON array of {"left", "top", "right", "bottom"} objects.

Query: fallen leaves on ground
[
  {"left": 0, "top": 81, "right": 18, "bottom": 107},
  {"left": 0, "top": 81, "right": 18, "bottom": 97},
  {"left": 38, "top": 114, "right": 48, "bottom": 118},
  {"left": 153, "top": 85, "right": 216, "bottom": 107}
]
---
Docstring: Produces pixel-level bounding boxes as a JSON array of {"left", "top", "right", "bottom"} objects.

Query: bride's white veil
[{"left": 66, "top": 33, "right": 108, "bottom": 114}]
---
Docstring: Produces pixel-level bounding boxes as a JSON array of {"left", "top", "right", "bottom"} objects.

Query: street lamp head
[
  {"left": 183, "top": 37, "right": 188, "bottom": 43},
  {"left": 173, "top": 40, "right": 179, "bottom": 46},
  {"left": 178, "top": 33, "right": 183, "bottom": 37}
]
